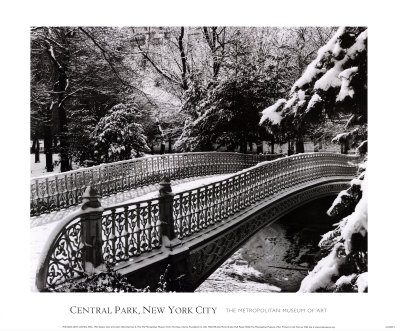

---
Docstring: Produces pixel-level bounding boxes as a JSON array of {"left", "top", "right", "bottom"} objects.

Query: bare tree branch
[
  {"left": 178, "top": 27, "right": 188, "bottom": 90},
  {"left": 79, "top": 27, "right": 152, "bottom": 103}
]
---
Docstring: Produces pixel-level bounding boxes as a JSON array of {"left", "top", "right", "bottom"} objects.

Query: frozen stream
[{"left": 196, "top": 197, "right": 339, "bottom": 293}]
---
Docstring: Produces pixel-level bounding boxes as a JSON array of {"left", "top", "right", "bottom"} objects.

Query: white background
[{"left": 0, "top": 0, "right": 399, "bottom": 330}]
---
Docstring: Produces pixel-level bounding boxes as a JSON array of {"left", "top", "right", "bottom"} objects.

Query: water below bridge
[{"left": 196, "top": 197, "right": 341, "bottom": 293}]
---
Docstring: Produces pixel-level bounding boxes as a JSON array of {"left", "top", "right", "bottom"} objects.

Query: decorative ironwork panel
[
  {"left": 101, "top": 199, "right": 161, "bottom": 264},
  {"left": 42, "top": 217, "right": 85, "bottom": 289}
]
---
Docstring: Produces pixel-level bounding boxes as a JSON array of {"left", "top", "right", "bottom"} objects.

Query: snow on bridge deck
[{"left": 30, "top": 174, "right": 232, "bottom": 291}]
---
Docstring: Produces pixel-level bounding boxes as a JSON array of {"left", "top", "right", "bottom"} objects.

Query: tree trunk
[
  {"left": 46, "top": 39, "right": 71, "bottom": 173},
  {"left": 239, "top": 142, "right": 247, "bottom": 154},
  {"left": 295, "top": 138, "right": 305, "bottom": 154},
  {"left": 341, "top": 141, "right": 349, "bottom": 154},
  {"left": 178, "top": 27, "right": 188, "bottom": 91},
  {"left": 57, "top": 70, "right": 71, "bottom": 172},
  {"left": 160, "top": 143, "right": 165, "bottom": 155},
  {"left": 168, "top": 137, "right": 172, "bottom": 153},
  {"left": 34, "top": 139, "right": 40, "bottom": 163},
  {"left": 271, "top": 136, "right": 275, "bottom": 154},
  {"left": 44, "top": 129, "right": 53, "bottom": 172},
  {"left": 287, "top": 139, "right": 293, "bottom": 156}
]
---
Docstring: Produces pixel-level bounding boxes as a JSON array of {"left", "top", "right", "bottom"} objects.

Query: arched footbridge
[{"left": 35, "top": 152, "right": 360, "bottom": 292}]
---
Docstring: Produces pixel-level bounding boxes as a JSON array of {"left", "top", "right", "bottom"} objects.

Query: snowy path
[{"left": 30, "top": 174, "right": 232, "bottom": 292}]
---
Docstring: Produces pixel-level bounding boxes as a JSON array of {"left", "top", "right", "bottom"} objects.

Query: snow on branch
[
  {"left": 314, "top": 58, "right": 346, "bottom": 91},
  {"left": 299, "top": 166, "right": 368, "bottom": 292},
  {"left": 259, "top": 98, "right": 286, "bottom": 125},
  {"left": 261, "top": 27, "right": 367, "bottom": 132},
  {"left": 305, "top": 93, "right": 322, "bottom": 113},
  {"left": 340, "top": 170, "right": 368, "bottom": 254},
  {"left": 347, "top": 29, "right": 368, "bottom": 59},
  {"left": 298, "top": 243, "right": 345, "bottom": 292},
  {"left": 291, "top": 27, "right": 346, "bottom": 93},
  {"left": 337, "top": 67, "right": 358, "bottom": 101}
]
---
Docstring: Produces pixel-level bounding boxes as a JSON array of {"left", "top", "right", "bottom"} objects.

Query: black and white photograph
[
  {"left": 29, "top": 26, "right": 368, "bottom": 294},
  {"left": 1, "top": 1, "right": 399, "bottom": 330}
]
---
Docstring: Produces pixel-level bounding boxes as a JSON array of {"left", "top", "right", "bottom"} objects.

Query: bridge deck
[{"left": 30, "top": 173, "right": 232, "bottom": 291}]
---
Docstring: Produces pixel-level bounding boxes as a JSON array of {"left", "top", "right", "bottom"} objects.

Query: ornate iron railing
[
  {"left": 36, "top": 214, "right": 86, "bottom": 290},
  {"left": 171, "top": 153, "right": 358, "bottom": 238},
  {"left": 31, "top": 152, "right": 281, "bottom": 216},
  {"left": 101, "top": 198, "right": 162, "bottom": 264},
  {"left": 36, "top": 153, "right": 360, "bottom": 291}
]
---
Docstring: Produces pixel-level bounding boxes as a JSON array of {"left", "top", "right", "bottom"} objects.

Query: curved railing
[
  {"left": 31, "top": 152, "right": 281, "bottom": 216},
  {"left": 36, "top": 153, "right": 360, "bottom": 291},
  {"left": 170, "top": 153, "right": 359, "bottom": 238}
]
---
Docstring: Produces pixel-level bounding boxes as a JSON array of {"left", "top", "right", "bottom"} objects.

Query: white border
[{"left": 1, "top": 1, "right": 399, "bottom": 330}]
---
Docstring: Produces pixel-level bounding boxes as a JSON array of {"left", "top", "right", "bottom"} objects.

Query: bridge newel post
[
  {"left": 80, "top": 184, "right": 105, "bottom": 272},
  {"left": 159, "top": 177, "right": 180, "bottom": 249}
]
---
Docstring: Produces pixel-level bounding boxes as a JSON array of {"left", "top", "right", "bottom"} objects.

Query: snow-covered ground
[
  {"left": 30, "top": 153, "right": 80, "bottom": 177},
  {"left": 31, "top": 153, "right": 58, "bottom": 177},
  {"left": 30, "top": 173, "right": 233, "bottom": 292}
]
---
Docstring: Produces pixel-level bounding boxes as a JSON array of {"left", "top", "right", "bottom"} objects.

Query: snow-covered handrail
[
  {"left": 31, "top": 152, "right": 281, "bottom": 216},
  {"left": 36, "top": 152, "right": 360, "bottom": 291}
]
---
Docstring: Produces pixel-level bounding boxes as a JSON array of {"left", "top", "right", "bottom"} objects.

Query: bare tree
[{"left": 202, "top": 27, "right": 227, "bottom": 79}]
